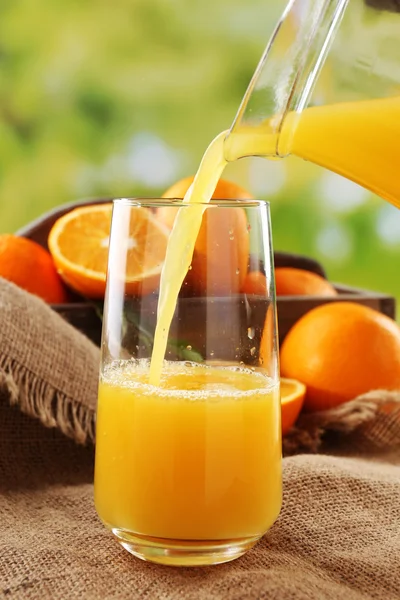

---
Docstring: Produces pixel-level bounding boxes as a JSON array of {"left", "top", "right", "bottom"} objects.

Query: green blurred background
[{"left": 0, "top": 0, "right": 399, "bottom": 311}]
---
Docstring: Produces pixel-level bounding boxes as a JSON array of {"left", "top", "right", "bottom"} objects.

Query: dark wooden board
[{"left": 15, "top": 199, "right": 396, "bottom": 346}]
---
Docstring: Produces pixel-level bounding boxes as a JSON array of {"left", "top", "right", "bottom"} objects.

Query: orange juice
[
  {"left": 94, "top": 361, "right": 281, "bottom": 545},
  {"left": 96, "top": 93, "right": 400, "bottom": 565},
  {"left": 149, "top": 131, "right": 228, "bottom": 385},
  {"left": 225, "top": 96, "right": 400, "bottom": 209},
  {"left": 150, "top": 96, "right": 400, "bottom": 389}
]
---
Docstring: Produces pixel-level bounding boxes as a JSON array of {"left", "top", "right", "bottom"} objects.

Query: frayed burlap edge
[
  {"left": 283, "top": 390, "right": 400, "bottom": 456},
  {"left": 1, "top": 341, "right": 399, "bottom": 455},
  {"left": 0, "top": 356, "right": 95, "bottom": 445}
]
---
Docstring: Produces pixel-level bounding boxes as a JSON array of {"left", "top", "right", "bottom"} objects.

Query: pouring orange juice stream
[
  {"left": 149, "top": 94, "right": 400, "bottom": 386},
  {"left": 95, "top": 92, "right": 400, "bottom": 556},
  {"left": 95, "top": 11, "right": 400, "bottom": 557}
]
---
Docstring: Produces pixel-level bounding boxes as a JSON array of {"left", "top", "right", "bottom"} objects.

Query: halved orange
[
  {"left": 281, "top": 377, "right": 306, "bottom": 436},
  {"left": 48, "top": 204, "right": 169, "bottom": 298}
]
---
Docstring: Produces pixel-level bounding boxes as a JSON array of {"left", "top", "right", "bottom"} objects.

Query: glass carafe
[{"left": 224, "top": 0, "right": 400, "bottom": 208}]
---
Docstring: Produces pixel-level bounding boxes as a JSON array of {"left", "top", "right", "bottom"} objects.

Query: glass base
[{"left": 112, "top": 528, "right": 262, "bottom": 566}]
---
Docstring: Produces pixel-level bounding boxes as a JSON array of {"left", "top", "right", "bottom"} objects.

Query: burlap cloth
[{"left": 0, "top": 279, "right": 399, "bottom": 599}]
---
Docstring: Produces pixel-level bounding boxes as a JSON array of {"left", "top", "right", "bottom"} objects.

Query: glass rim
[{"left": 113, "top": 197, "right": 270, "bottom": 209}]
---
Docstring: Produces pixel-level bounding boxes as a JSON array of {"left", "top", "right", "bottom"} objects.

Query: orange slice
[
  {"left": 281, "top": 377, "right": 306, "bottom": 436},
  {"left": 48, "top": 204, "right": 169, "bottom": 298}
]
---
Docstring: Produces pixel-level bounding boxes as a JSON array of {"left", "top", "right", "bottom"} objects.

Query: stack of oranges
[
  {"left": 0, "top": 176, "right": 338, "bottom": 304},
  {"left": 1, "top": 175, "right": 399, "bottom": 435}
]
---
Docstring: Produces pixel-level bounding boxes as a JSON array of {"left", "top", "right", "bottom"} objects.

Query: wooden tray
[{"left": 16, "top": 199, "right": 396, "bottom": 347}]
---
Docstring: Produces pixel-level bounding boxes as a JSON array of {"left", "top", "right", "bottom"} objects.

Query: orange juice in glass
[{"left": 94, "top": 198, "right": 281, "bottom": 566}]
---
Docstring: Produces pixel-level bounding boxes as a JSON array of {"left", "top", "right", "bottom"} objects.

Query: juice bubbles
[{"left": 94, "top": 361, "right": 282, "bottom": 546}]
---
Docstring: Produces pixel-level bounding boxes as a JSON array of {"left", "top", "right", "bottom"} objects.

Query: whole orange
[
  {"left": 241, "top": 271, "right": 268, "bottom": 296},
  {"left": 275, "top": 267, "right": 337, "bottom": 297},
  {"left": 158, "top": 176, "right": 252, "bottom": 295},
  {"left": 0, "top": 234, "right": 67, "bottom": 303},
  {"left": 280, "top": 302, "right": 400, "bottom": 412}
]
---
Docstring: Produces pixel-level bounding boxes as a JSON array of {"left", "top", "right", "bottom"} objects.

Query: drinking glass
[{"left": 94, "top": 198, "right": 281, "bottom": 566}]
